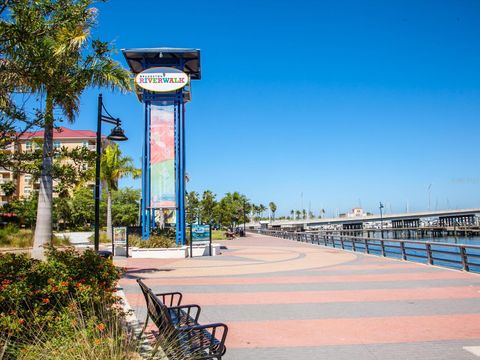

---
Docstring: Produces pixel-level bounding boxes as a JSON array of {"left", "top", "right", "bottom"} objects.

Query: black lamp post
[
  {"left": 379, "top": 202, "right": 384, "bottom": 239},
  {"left": 94, "top": 94, "right": 128, "bottom": 252},
  {"left": 243, "top": 198, "right": 246, "bottom": 237}
]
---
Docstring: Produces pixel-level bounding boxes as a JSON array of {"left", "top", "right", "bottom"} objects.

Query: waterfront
[
  {"left": 259, "top": 230, "right": 480, "bottom": 274},
  {"left": 117, "top": 233, "right": 480, "bottom": 360}
]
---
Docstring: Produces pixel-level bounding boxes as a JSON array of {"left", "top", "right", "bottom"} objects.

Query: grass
[
  {"left": 0, "top": 225, "right": 70, "bottom": 248},
  {"left": 1, "top": 303, "right": 141, "bottom": 360},
  {"left": 88, "top": 231, "right": 110, "bottom": 244},
  {"left": 211, "top": 229, "right": 228, "bottom": 240}
]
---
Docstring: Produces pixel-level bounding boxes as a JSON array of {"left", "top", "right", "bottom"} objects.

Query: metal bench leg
[
  {"left": 137, "top": 315, "right": 149, "bottom": 340},
  {"left": 147, "top": 339, "right": 162, "bottom": 360}
]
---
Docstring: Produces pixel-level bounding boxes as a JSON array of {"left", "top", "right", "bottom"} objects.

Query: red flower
[
  {"left": 42, "top": 298, "right": 50, "bottom": 304},
  {"left": 96, "top": 323, "right": 106, "bottom": 331}
]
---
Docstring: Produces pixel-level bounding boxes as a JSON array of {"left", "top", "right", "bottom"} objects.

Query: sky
[{"left": 64, "top": 0, "right": 480, "bottom": 217}]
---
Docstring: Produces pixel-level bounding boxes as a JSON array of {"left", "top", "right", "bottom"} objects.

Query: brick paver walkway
[{"left": 115, "top": 233, "right": 480, "bottom": 359}]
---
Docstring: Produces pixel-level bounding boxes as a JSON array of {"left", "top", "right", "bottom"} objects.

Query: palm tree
[
  {"left": 101, "top": 144, "right": 140, "bottom": 240},
  {"left": 295, "top": 210, "right": 301, "bottom": 220},
  {"left": 2, "top": 0, "right": 131, "bottom": 259},
  {"left": 290, "top": 209, "right": 294, "bottom": 220},
  {"left": 268, "top": 201, "right": 277, "bottom": 222},
  {"left": 259, "top": 204, "right": 267, "bottom": 219},
  {"left": 302, "top": 209, "right": 307, "bottom": 219}
]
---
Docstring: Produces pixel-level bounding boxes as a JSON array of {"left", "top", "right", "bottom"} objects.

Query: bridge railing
[{"left": 252, "top": 229, "right": 480, "bottom": 273}]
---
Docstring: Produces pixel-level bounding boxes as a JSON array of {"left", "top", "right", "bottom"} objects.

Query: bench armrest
[
  {"left": 169, "top": 304, "right": 201, "bottom": 324},
  {"left": 155, "top": 291, "right": 183, "bottom": 307},
  {"left": 177, "top": 322, "right": 228, "bottom": 348}
]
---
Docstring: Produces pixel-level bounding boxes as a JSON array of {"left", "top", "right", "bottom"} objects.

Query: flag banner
[{"left": 150, "top": 103, "right": 175, "bottom": 208}]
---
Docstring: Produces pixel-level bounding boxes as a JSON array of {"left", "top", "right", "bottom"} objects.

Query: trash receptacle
[{"left": 97, "top": 250, "right": 112, "bottom": 259}]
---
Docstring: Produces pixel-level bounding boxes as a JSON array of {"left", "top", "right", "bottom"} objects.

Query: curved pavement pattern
[{"left": 116, "top": 232, "right": 480, "bottom": 360}]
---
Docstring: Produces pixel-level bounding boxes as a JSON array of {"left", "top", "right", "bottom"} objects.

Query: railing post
[
  {"left": 426, "top": 243, "right": 433, "bottom": 265},
  {"left": 323, "top": 235, "right": 327, "bottom": 246},
  {"left": 460, "top": 246, "right": 469, "bottom": 272},
  {"left": 340, "top": 236, "right": 344, "bottom": 249},
  {"left": 400, "top": 242, "right": 406, "bottom": 260},
  {"left": 352, "top": 238, "right": 356, "bottom": 252},
  {"left": 332, "top": 236, "right": 336, "bottom": 248},
  {"left": 380, "top": 240, "right": 385, "bottom": 257},
  {"left": 364, "top": 239, "right": 369, "bottom": 254}
]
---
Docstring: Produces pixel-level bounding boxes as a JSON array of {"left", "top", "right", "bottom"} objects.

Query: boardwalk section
[{"left": 116, "top": 233, "right": 480, "bottom": 360}]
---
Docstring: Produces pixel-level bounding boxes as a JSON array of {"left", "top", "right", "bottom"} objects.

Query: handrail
[{"left": 253, "top": 229, "right": 480, "bottom": 273}]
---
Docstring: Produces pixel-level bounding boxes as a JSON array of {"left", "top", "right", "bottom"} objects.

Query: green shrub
[
  {"left": 0, "top": 248, "right": 122, "bottom": 346},
  {"left": 129, "top": 234, "right": 176, "bottom": 248}
]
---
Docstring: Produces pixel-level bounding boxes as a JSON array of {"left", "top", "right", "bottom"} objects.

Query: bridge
[{"left": 249, "top": 208, "right": 480, "bottom": 230}]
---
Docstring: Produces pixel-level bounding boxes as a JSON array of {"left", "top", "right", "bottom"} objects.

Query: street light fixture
[
  {"left": 94, "top": 94, "right": 128, "bottom": 252},
  {"left": 379, "top": 202, "right": 384, "bottom": 239}
]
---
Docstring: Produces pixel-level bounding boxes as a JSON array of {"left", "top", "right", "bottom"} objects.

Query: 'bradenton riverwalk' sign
[{"left": 135, "top": 67, "right": 189, "bottom": 93}]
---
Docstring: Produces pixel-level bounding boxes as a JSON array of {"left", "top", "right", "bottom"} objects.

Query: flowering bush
[{"left": 0, "top": 247, "right": 122, "bottom": 345}]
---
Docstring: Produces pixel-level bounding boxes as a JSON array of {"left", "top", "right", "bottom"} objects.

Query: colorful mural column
[{"left": 123, "top": 48, "right": 201, "bottom": 245}]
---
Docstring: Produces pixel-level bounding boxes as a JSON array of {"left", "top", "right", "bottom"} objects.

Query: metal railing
[{"left": 254, "top": 229, "right": 480, "bottom": 273}]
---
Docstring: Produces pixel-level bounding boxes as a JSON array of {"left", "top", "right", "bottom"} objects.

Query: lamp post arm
[{"left": 100, "top": 116, "right": 121, "bottom": 125}]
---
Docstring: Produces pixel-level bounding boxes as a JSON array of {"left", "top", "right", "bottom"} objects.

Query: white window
[
  {"left": 25, "top": 141, "right": 32, "bottom": 151},
  {"left": 53, "top": 141, "right": 61, "bottom": 149},
  {"left": 82, "top": 141, "right": 89, "bottom": 148},
  {"left": 24, "top": 175, "right": 32, "bottom": 184},
  {"left": 24, "top": 186, "right": 31, "bottom": 194}
]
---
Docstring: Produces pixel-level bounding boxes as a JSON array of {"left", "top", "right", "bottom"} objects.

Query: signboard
[
  {"left": 191, "top": 224, "right": 211, "bottom": 242},
  {"left": 190, "top": 224, "right": 212, "bottom": 257},
  {"left": 112, "top": 226, "right": 128, "bottom": 257},
  {"left": 150, "top": 103, "right": 175, "bottom": 208},
  {"left": 136, "top": 67, "right": 189, "bottom": 93}
]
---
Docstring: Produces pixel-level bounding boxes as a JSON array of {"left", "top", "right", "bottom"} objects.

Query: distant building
[
  {"left": 339, "top": 208, "right": 367, "bottom": 218},
  {"left": 0, "top": 127, "right": 98, "bottom": 206}
]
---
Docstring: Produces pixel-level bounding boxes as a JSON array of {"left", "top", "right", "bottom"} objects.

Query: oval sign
[{"left": 135, "top": 67, "right": 189, "bottom": 93}]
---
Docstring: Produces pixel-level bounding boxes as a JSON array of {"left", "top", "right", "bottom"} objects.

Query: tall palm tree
[
  {"left": 2, "top": 0, "right": 131, "bottom": 259},
  {"left": 290, "top": 209, "right": 294, "bottom": 220},
  {"left": 259, "top": 204, "right": 267, "bottom": 219},
  {"left": 100, "top": 144, "right": 140, "bottom": 240},
  {"left": 295, "top": 210, "right": 301, "bottom": 220},
  {"left": 268, "top": 201, "right": 277, "bottom": 222}
]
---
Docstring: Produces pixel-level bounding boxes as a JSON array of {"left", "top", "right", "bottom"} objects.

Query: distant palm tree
[
  {"left": 302, "top": 209, "right": 307, "bottom": 219},
  {"left": 269, "top": 202, "right": 277, "bottom": 222},
  {"left": 259, "top": 204, "right": 267, "bottom": 219},
  {"left": 295, "top": 210, "right": 301, "bottom": 220},
  {"left": 290, "top": 209, "right": 294, "bottom": 219},
  {"left": 101, "top": 144, "right": 140, "bottom": 240}
]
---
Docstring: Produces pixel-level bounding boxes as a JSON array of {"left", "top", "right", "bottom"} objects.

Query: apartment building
[{"left": 0, "top": 127, "right": 97, "bottom": 204}]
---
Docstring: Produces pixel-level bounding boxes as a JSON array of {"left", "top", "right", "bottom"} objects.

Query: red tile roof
[{"left": 18, "top": 127, "right": 97, "bottom": 140}]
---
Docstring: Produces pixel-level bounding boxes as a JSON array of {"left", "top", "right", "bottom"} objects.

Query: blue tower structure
[{"left": 122, "top": 48, "right": 201, "bottom": 245}]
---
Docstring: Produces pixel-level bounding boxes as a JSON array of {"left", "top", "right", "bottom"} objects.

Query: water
[
  {"left": 374, "top": 233, "right": 480, "bottom": 246},
  {"left": 338, "top": 234, "right": 480, "bottom": 273}
]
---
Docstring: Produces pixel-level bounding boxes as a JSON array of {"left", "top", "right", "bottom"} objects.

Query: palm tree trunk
[
  {"left": 32, "top": 95, "right": 54, "bottom": 260},
  {"left": 107, "top": 189, "right": 112, "bottom": 240}
]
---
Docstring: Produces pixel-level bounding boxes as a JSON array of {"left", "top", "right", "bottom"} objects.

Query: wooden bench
[{"left": 137, "top": 279, "right": 228, "bottom": 360}]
